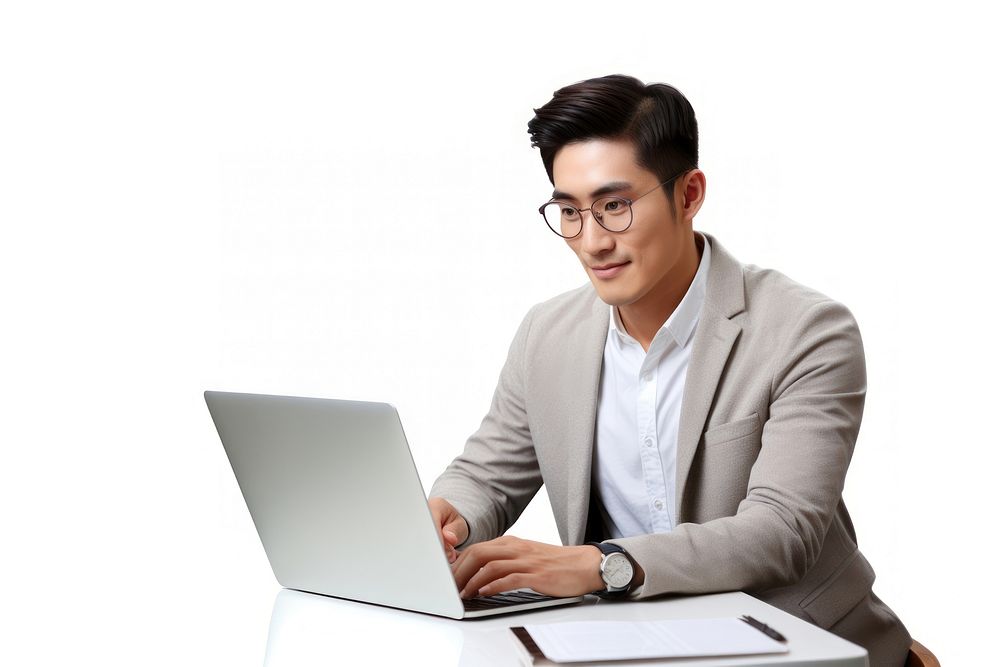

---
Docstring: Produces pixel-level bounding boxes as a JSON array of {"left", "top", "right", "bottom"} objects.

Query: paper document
[{"left": 521, "top": 617, "right": 789, "bottom": 663}]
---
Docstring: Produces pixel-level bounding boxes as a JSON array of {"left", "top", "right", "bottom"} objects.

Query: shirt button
[
  {"left": 654, "top": 499, "right": 664, "bottom": 510},
  {"left": 642, "top": 373, "right": 652, "bottom": 382},
  {"left": 644, "top": 438, "right": 654, "bottom": 448}
]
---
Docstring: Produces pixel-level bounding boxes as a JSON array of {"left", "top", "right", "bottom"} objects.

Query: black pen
[{"left": 740, "top": 615, "right": 788, "bottom": 643}]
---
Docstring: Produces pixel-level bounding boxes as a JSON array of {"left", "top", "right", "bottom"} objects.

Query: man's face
[{"left": 551, "top": 138, "right": 692, "bottom": 308}]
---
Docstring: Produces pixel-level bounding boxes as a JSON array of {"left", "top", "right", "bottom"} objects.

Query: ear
[{"left": 678, "top": 169, "right": 706, "bottom": 223}]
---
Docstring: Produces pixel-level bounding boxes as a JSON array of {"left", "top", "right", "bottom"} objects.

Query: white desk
[{"left": 262, "top": 589, "right": 868, "bottom": 666}]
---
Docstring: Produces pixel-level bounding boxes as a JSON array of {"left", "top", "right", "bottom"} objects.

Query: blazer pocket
[
  {"left": 799, "top": 550, "right": 876, "bottom": 629},
  {"left": 702, "top": 413, "right": 761, "bottom": 447}
]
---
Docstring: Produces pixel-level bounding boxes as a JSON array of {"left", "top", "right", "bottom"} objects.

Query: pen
[{"left": 740, "top": 615, "right": 787, "bottom": 643}]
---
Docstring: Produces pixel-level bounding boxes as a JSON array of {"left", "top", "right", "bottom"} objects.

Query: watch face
[{"left": 602, "top": 552, "right": 634, "bottom": 589}]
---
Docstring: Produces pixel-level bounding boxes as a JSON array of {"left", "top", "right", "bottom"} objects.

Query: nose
[{"left": 577, "top": 209, "right": 615, "bottom": 256}]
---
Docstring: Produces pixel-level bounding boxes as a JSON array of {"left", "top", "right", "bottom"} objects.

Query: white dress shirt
[{"left": 593, "top": 232, "right": 711, "bottom": 539}]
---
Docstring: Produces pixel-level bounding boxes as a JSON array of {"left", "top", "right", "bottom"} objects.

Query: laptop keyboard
[{"left": 462, "top": 590, "right": 556, "bottom": 611}]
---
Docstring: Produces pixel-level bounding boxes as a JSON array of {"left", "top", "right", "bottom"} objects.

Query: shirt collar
[{"left": 609, "top": 231, "right": 712, "bottom": 349}]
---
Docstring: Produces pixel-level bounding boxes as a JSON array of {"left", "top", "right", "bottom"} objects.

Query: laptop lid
[{"left": 205, "top": 391, "right": 467, "bottom": 619}]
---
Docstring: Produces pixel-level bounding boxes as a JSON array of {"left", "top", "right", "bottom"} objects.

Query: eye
[
  {"left": 561, "top": 206, "right": 579, "bottom": 217},
  {"left": 602, "top": 199, "right": 628, "bottom": 215}
]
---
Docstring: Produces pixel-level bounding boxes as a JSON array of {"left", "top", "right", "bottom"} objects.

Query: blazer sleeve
[
  {"left": 428, "top": 305, "right": 544, "bottom": 546},
  {"left": 610, "top": 299, "right": 867, "bottom": 598}
]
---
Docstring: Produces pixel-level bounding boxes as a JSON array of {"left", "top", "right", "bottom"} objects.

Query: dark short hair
[{"left": 527, "top": 74, "right": 699, "bottom": 192}]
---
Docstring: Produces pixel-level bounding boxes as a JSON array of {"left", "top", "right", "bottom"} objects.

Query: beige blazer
[{"left": 430, "top": 232, "right": 911, "bottom": 665}]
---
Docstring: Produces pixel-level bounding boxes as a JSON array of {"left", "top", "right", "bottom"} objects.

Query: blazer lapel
[
  {"left": 674, "top": 232, "right": 746, "bottom": 522},
  {"left": 564, "top": 295, "right": 609, "bottom": 545}
]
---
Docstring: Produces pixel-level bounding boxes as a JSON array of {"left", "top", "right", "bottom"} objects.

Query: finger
[
  {"left": 437, "top": 529, "right": 457, "bottom": 564},
  {"left": 476, "top": 572, "right": 533, "bottom": 598},
  {"left": 443, "top": 517, "right": 469, "bottom": 545},
  {"left": 461, "top": 559, "right": 528, "bottom": 598},
  {"left": 451, "top": 543, "right": 523, "bottom": 590}
]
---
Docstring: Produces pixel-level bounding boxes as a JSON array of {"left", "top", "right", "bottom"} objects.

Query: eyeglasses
[{"left": 538, "top": 169, "right": 690, "bottom": 239}]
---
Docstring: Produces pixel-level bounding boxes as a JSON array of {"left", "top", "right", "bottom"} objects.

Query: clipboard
[{"left": 510, "top": 616, "right": 789, "bottom": 664}]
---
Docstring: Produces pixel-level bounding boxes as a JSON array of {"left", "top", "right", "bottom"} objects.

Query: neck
[{"left": 618, "top": 232, "right": 703, "bottom": 352}]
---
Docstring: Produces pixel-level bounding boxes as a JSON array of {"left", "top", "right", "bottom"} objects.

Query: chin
[{"left": 590, "top": 282, "right": 636, "bottom": 307}]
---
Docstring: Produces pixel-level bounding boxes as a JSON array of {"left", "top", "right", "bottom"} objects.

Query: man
[{"left": 428, "top": 75, "right": 911, "bottom": 665}]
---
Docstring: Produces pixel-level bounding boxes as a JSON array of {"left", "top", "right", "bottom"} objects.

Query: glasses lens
[
  {"left": 594, "top": 197, "right": 632, "bottom": 232},
  {"left": 542, "top": 202, "right": 581, "bottom": 238}
]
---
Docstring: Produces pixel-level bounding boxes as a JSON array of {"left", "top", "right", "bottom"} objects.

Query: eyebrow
[{"left": 551, "top": 181, "right": 634, "bottom": 202}]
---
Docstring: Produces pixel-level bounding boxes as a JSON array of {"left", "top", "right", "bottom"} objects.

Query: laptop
[{"left": 204, "top": 390, "right": 584, "bottom": 618}]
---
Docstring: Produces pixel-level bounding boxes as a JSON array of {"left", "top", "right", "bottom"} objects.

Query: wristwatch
[{"left": 586, "top": 542, "right": 636, "bottom": 597}]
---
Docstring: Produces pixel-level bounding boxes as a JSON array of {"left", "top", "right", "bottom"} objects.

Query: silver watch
[{"left": 587, "top": 542, "right": 635, "bottom": 595}]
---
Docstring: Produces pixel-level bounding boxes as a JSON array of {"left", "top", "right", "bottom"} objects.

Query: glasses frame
[{"left": 538, "top": 168, "right": 692, "bottom": 239}]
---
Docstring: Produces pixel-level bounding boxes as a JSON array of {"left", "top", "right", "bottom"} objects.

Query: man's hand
[
  {"left": 428, "top": 497, "right": 470, "bottom": 564},
  {"left": 451, "top": 535, "right": 604, "bottom": 598}
]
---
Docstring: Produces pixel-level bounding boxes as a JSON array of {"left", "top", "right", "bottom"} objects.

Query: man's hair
[{"left": 527, "top": 74, "right": 699, "bottom": 193}]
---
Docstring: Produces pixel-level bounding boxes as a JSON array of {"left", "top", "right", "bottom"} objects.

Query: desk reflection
[{"left": 263, "top": 588, "right": 526, "bottom": 667}]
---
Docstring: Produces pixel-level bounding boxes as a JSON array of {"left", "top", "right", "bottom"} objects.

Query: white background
[{"left": 2, "top": 1, "right": 997, "bottom": 664}]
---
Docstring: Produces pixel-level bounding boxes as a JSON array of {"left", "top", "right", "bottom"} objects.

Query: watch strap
[{"left": 586, "top": 541, "right": 626, "bottom": 557}]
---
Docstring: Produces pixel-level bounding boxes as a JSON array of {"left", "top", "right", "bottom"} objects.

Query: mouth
[{"left": 589, "top": 261, "right": 629, "bottom": 280}]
